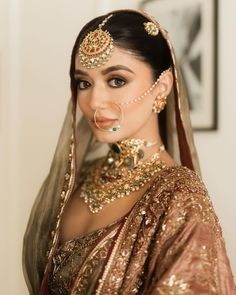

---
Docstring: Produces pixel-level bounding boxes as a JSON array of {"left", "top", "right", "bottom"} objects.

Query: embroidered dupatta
[{"left": 22, "top": 9, "right": 236, "bottom": 294}]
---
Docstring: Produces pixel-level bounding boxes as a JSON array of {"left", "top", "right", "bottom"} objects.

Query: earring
[{"left": 152, "top": 95, "right": 167, "bottom": 113}]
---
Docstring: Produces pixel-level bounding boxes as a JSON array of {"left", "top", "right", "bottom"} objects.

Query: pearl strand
[{"left": 120, "top": 68, "right": 171, "bottom": 106}]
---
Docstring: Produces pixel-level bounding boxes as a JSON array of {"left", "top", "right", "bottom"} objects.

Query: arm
[{"left": 145, "top": 192, "right": 236, "bottom": 295}]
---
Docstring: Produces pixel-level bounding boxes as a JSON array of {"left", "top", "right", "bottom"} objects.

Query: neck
[{"left": 123, "top": 113, "right": 162, "bottom": 161}]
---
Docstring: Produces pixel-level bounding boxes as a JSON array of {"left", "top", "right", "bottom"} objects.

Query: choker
[
  {"left": 105, "top": 138, "right": 159, "bottom": 175},
  {"left": 79, "top": 139, "right": 167, "bottom": 213}
]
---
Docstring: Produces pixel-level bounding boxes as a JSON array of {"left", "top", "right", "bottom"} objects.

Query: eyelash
[
  {"left": 74, "top": 80, "right": 90, "bottom": 90},
  {"left": 74, "top": 77, "right": 127, "bottom": 90},
  {"left": 108, "top": 77, "right": 126, "bottom": 88}
]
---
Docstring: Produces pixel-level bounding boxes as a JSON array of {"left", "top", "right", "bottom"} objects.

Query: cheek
[
  {"left": 122, "top": 99, "right": 153, "bottom": 125},
  {"left": 77, "top": 96, "right": 88, "bottom": 114}
]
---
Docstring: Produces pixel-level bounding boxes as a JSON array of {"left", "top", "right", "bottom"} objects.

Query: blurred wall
[{"left": 0, "top": 0, "right": 235, "bottom": 294}]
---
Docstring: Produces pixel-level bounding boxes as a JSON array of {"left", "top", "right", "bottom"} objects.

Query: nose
[{"left": 89, "top": 83, "right": 109, "bottom": 111}]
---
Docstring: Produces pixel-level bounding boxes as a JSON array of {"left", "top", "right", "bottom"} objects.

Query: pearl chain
[
  {"left": 120, "top": 68, "right": 171, "bottom": 106},
  {"left": 98, "top": 14, "right": 113, "bottom": 29}
]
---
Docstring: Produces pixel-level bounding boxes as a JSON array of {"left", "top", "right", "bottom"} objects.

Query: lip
[
  {"left": 93, "top": 117, "right": 118, "bottom": 128},
  {"left": 95, "top": 117, "right": 117, "bottom": 123}
]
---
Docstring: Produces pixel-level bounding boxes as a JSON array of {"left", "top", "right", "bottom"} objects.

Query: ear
[{"left": 155, "top": 71, "right": 173, "bottom": 97}]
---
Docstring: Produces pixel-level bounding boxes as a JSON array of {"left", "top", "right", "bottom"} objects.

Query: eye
[
  {"left": 75, "top": 79, "right": 91, "bottom": 90},
  {"left": 108, "top": 77, "right": 126, "bottom": 88}
]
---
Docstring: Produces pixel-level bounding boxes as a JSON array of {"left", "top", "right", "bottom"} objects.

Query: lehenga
[{"left": 22, "top": 9, "right": 236, "bottom": 295}]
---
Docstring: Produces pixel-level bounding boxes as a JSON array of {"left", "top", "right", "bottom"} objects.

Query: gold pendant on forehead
[{"left": 78, "top": 14, "right": 114, "bottom": 69}]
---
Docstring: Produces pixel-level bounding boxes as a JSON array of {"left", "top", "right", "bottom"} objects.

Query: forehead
[{"left": 75, "top": 46, "right": 151, "bottom": 73}]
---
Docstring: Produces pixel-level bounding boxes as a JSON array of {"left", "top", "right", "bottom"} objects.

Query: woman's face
[{"left": 75, "top": 46, "right": 161, "bottom": 143}]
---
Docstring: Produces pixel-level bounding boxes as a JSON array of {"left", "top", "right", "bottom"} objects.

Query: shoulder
[
  {"left": 148, "top": 165, "right": 222, "bottom": 236},
  {"left": 151, "top": 165, "right": 207, "bottom": 196}
]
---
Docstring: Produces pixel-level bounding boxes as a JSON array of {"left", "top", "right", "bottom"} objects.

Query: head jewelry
[{"left": 78, "top": 14, "right": 114, "bottom": 68}]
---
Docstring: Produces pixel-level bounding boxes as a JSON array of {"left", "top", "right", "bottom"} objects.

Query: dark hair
[
  {"left": 70, "top": 11, "right": 172, "bottom": 96},
  {"left": 69, "top": 10, "right": 172, "bottom": 145}
]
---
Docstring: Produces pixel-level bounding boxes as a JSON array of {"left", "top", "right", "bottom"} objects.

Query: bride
[{"left": 23, "top": 9, "right": 236, "bottom": 295}]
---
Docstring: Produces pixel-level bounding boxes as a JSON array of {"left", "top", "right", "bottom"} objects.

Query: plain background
[{"left": 0, "top": 0, "right": 235, "bottom": 293}]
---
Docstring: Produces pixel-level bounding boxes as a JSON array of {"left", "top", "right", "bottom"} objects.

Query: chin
[{"left": 92, "top": 127, "right": 127, "bottom": 144}]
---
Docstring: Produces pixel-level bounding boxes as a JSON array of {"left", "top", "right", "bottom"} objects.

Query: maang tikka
[{"left": 78, "top": 14, "right": 114, "bottom": 68}]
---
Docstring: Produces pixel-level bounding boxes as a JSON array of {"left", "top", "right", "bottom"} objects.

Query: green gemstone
[
  {"left": 111, "top": 143, "right": 121, "bottom": 154},
  {"left": 138, "top": 149, "right": 144, "bottom": 158},
  {"left": 124, "top": 157, "right": 134, "bottom": 169}
]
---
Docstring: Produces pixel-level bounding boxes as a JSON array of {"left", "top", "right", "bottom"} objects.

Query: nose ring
[{"left": 93, "top": 103, "right": 123, "bottom": 132}]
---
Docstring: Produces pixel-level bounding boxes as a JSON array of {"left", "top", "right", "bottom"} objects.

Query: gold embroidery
[
  {"left": 45, "top": 134, "right": 76, "bottom": 274},
  {"left": 157, "top": 275, "right": 191, "bottom": 295},
  {"left": 48, "top": 223, "right": 120, "bottom": 294},
  {"left": 71, "top": 227, "right": 119, "bottom": 294},
  {"left": 156, "top": 244, "right": 219, "bottom": 294}
]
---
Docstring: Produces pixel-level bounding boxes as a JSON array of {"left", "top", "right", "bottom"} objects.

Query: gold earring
[{"left": 152, "top": 95, "right": 167, "bottom": 113}]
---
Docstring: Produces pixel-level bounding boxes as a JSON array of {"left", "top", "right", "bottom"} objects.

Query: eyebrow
[{"left": 74, "top": 65, "right": 135, "bottom": 76}]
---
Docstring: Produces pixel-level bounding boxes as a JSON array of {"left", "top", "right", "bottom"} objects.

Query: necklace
[
  {"left": 105, "top": 138, "right": 158, "bottom": 174},
  {"left": 80, "top": 139, "right": 167, "bottom": 213}
]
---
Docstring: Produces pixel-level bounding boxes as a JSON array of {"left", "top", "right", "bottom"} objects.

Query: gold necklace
[
  {"left": 105, "top": 138, "right": 158, "bottom": 175},
  {"left": 80, "top": 139, "right": 167, "bottom": 213}
]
